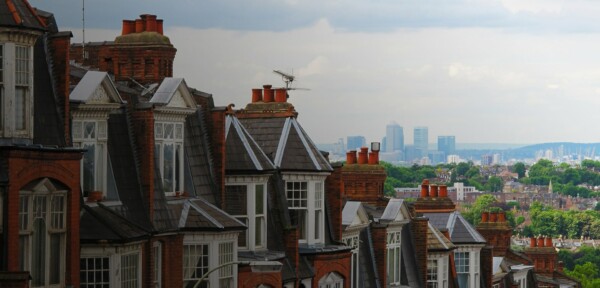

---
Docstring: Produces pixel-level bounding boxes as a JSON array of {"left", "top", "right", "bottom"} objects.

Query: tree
[
  {"left": 485, "top": 176, "right": 503, "bottom": 192},
  {"left": 512, "top": 162, "right": 526, "bottom": 179}
]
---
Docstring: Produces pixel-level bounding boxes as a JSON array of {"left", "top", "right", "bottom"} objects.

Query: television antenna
[{"left": 273, "top": 70, "right": 310, "bottom": 91}]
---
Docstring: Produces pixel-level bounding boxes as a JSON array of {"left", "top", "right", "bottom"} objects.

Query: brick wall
[
  {"left": 159, "top": 234, "right": 184, "bottom": 287},
  {"left": 49, "top": 33, "right": 72, "bottom": 145},
  {"left": 341, "top": 166, "right": 387, "bottom": 207},
  {"left": 238, "top": 265, "right": 282, "bottom": 288},
  {"left": 210, "top": 109, "right": 226, "bottom": 207},
  {"left": 411, "top": 217, "right": 428, "bottom": 285},
  {"left": 309, "top": 251, "right": 352, "bottom": 288},
  {"left": 131, "top": 109, "right": 155, "bottom": 219},
  {"left": 371, "top": 226, "right": 387, "bottom": 287},
  {"left": 3, "top": 148, "right": 81, "bottom": 286},
  {"left": 480, "top": 246, "right": 493, "bottom": 288},
  {"left": 326, "top": 165, "right": 343, "bottom": 240}
]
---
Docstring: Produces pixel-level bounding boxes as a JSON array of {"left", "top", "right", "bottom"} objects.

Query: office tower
[
  {"left": 414, "top": 126, "right": 428, "bottom": 157},
  {"left": 347, "top": 136, "right": 366, "bottom": 151},
  {"left": 385, "top": 122, "right": 404, "bottom": 152},
  {"left": 437, "top": 136, "right": 456, "bottom": 158},
  {"left": 481, "top": 154, "right": 493, "bottom": 166}
]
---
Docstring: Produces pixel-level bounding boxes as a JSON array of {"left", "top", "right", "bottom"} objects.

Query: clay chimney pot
[
  {"left": 420, "top": 183, "right": 429, "bottom": 198},
  {"left": 498, "top": 211, "right": 506, "bottom": 223},
  {"left": 429, "top": 184, "right": 438, "bottom": 197},
  {"left": 135, "top": 19, "right": 144, "bottom": 33},
  {"left": 439, "top": 185, "right": 448, "bottom": 197},
  {"left": 252, "top": 89, "right": 263, "bottom": 103},
  {"left": 157, "top": 20, "right": 164, "bottom": 34},
  {"left": 122, "top": 20, "right": 135, "bottom": 35},
  {"left": 358, "top": 147, "right": 368, "bottom": 164},
  {"left": 530, "top": 237, "right": 537, "bottom": 248},
  {"left": 263, "top": 85, "right": 274, "bottom": 102},
  {"left": 347, "top": 151, "right": 356, "bottom": 164},
  {"left": 146, "top": 14, "right": 157, "bottom": 32},
  {"left": 275, "top": 88, "right": 287, "bottom": 102},
  {"left": 537, "top": 237, "right": 545, "bottom": 248},
  {"left": 489, "top": 212, "right": 497, "bottom": 223},
  {"left": 546, "top": 237, "right": 553, "bottom": 247},
  {"left": 481, "top": 211, "right": 489, "bottom": 223},
  {"left": 368, "top": 151, "right": 379, "bottom": 165}
]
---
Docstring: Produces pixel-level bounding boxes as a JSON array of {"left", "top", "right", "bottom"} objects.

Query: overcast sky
[{"left": 30, "top": 0, "right": 600, "bottom": 145}]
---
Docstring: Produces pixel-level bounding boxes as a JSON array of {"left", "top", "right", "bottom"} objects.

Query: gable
[
  {"left": 165, "top": 89, "right": 188, "bottom": 108},
  {"left": 87, "top": 85, "right": 112, "bottom": 104},
  {"left": 70, "top": 71, "right": 123, "bottom": 104},
  {"left": 150, "top": 78, "right": 196, "bottom": 109}
]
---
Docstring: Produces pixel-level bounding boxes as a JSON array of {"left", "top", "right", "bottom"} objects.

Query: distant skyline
[{"left": 30, "top": 0, "right": 600, "bottom": 144}]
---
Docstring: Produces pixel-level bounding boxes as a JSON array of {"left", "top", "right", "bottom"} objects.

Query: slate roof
[
  {"left": 149, "top": 78, "right": 185, "bottom": 104},
  {"left": 33, "top": 34, "right": 66, "bottom": 147},
  {"left": 225, "top": 115, "right": 275, "bottom": 173},
  {"left": 427, "top": 222, "right": 456, "bottom": 251},
  {"left": 80, "top": 204, "right": 150, "bottom": 243},
  {"left": 170, "top": 198, "right": 246, "bottom": 231},
  {"left": 0, "top": 0, "right": 45, "bottom": 31},
  {"left": 238, "top": 117, "right": 332, "bottom": 172},
  {"left": 184, "top": 109, "right": 217, "bottom": 203},
  {"left": 423, "top": 211, "right": 487, "bottom": 244},
  {"left": 69, "top": 71, "right": 122, "bottom": 103}
]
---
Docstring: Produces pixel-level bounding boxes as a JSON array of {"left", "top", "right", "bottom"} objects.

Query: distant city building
[
  {"left": 385, "top": 122, "right": 404, "bottom": 153},
  {"left": 447, "top": 154, "right": 461, "bottom": 164},
  {"left": 437, "top": 136, "right": 455, "bottom": 159},
  {"left": 481, "top": 154, "right": 494, "bottom": 166},
  {"left": 414, "top": 126, "right": 428, "bottom": 157},
  {"left": 347, "top": 135, "right": 366, "bottom": 151},
  {"left": 428, "top": 151, "right": 445, "bottom": 164},
  {"left": 381, "top": 136, "right": 386, "bottom": 152},
  {"left": 493, "top": 153, "right": 501, "bottom": 165},
  {"left": 404, "top": 144, "right": 418, "bottom": 162}
]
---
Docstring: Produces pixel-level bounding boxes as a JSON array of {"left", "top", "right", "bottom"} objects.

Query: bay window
[
  {"left": 343, "top": 235, "right": 360, "bottom": 288},
  {"left": 154, "top": 242, "right": 162, "bottom": 288},
  {"left": 318, "top": 272, "right": 344, "bottom": 288},
  {"left": 80, "top": 245, "right": 142, "bottom": 288},
  {"left": 183, "top": 235, "right": 237, "bottom": 288},
  {"left": 73, "top": 120, "right": 108, "bottom": 197},
  {"left": 121, "top": 252, "right": 140, "bottom": 288},
  {"left": 284, "top": 174, "right": 326, "bottom": 245},
  {"left": 427, "top": 255, "right": 449, "bottom": 288},
  {"left": 455, "top": 249, "right": 480, "bottom": 288},
  {"left": 224, "top": 180, "right": 267, "bottom": 250},
  {"left": 18, "top": 179, "right": 67, "bottom": 287},
  {"left": 155, "top": 122, "right": 184, "bottom": 195},
  {"left": 80, "top": 256, "right": 110, "bottom": 287}
]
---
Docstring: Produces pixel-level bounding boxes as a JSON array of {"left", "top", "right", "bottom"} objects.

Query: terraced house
[{"left": 0, "top": 1, "right": 582, "bottom": 288}]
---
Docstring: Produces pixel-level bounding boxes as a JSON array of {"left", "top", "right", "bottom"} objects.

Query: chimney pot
[
  {"left": 537, "top": 237, "right": 545, "bottom": 248},
  {"left": 498, "top": 211, "right": 506, "bottom": 223},
  {"left": 157, "top": 19, "right": 164, "bottom": 34},
  {"left": 545, "top": 237, "right": 553, "bottom": 247},
  {"left": 275, "top": 88, "right": 287, "bottom": 102},
  {"left": 439, "top": 185, "right": 448, "bottom": 197},
  {"left": 429, "top": 184, "right": 438, "bottom": 198},
  {"left": 368, "top": 151, "right": 379, "bottom": 165},
  {"left": 420, "top": 180, "right": 429, "bottom": 198},
  {"left": 530, "top": 237, "right": 537, "bottom": 248},
  {"left": 122, "top": 20, "right": 135, "bottom": 35},
  {"left": 358, "top": 147, "right": 368, "bottom": 164},
  {"left": 135, "top": 19, "right": 144, "bottom": 33},
  {"left": 145, "top": 15, "right": 157, "bottom": 32},
  {"left": 481, "top": 211, "right": 489, "bottom": 223},
  {"left": 489, "top": 212, "right": 498, "bottom": 223},
  {"left": 346, "top": 151, "right": 356, "bottom": 164},
  {"left": 263, "top": 85, "right": 274, "bottom": 102},
  {"left": 252, "top": 89, "right": 263, "bottom": 103}
]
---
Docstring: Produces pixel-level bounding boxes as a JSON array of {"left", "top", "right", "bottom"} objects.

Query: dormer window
[
  {"left": 15, "top": 45, "right": 30, "bottom": 131},
  {"left": 284, "top": 174, "right": 326, "bottom": 245},
  {"left": 73, "top": 120, "right": 108, "bottom": 197},
  {"left": 155, "top": 121, "right": 184, "bottom": 195}
]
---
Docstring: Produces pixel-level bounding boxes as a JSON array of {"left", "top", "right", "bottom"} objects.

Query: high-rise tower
[
  {"left": 385, "top": 122, "right": 404, "bottom": 152},
  {"left": 414, "top": 126, "right": 428, "bottom": 157}
]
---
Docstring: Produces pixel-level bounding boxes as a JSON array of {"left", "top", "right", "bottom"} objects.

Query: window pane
[
  {"left": 224, "top": 185, "right": 247, "bottom": 215},
  {"left": 255, "top": 217, "right": 263, "bottom": 247},
  {"left": 80, "top": 257, "right": 110, "bottom": 287},
  {"left": 314, "top": 210, "right": 321, "bottom": 240},
  {"left": 175, "top": 144, "right": 181, "bottom": 191},
  {"left": 255, "top": 184, "right": 264, "bottom": 214},
  {"left": 49, "top": 234, "right": 62, "bottom": 284},
  {"left": 15, "top": 87, "right": 26, "bottom": 130},
  {"left": 83, "top": 143, "right": 96, "bottom": 197},
  {"left": 31, "top": 219, "right": 46, "bottom": 286},
  {"left": 163, "top": 143, "right": 173, "bottom": 191},
  {"left": 121, "top": 253, "right": 139, "bottom": 288},
  {"left": 84, "top": 122, "right": 96, "bottom": 139}
]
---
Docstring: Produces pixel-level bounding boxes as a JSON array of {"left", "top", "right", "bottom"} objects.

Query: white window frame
[
  {"left": 428, "top": 254, "right": 449, "bottom": 288},
  {"left": 0, "top": 40, "right": 36, "bottom": 139},
  {"left": 342, "top": 233, "right": 360, "bottom": 288},
  {"left": 18, "top": 182, "right": 67, "bottom": 288},
  {"left": 386, "top": 228, "right": 402, "bottom": 286},
  {"left": 154, "top": 121, "right": 184, "bottom": 196},
  {"left": 73, "top": 119, "right": 108, "bottom": 198},
  {"left": 153, "top": 242, "right": 162, "bottom": 288},
  {"left": 80, "top": 244, "right": 142, "bottom": 288},
  {"left": 80, "top": 256, "right": 111, "bottom": 287},
  {"left": 225, "top": 176, "right": 269, "bottom": 251},
  {"left": 455, "top": 246, "right": 482, "bottom": 288},
  {"left": 183, "top": 233, "right": 238, "bottom": 288},
  {"left": 121, "top": 252, "right": 141, "bottom": 288},
  {"left": 283, "top": 174, "right": 327, "bottom": 245}
]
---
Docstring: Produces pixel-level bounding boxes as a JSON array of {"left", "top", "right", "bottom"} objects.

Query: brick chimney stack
[
  {"left": 524, "top": 235, "right": 558, "bottom": 275},
  {"left": 414, "top": 179, "right": 456, "bottom": 213},
  {"left": 476, "top": 210, "right": 512, "bottom": 257}
]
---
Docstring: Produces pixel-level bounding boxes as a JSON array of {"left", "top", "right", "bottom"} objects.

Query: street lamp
[{"left": 193, "top": 260, "right": 282, "bottom": 288}]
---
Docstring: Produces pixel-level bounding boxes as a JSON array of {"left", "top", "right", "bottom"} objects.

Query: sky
[{"left": 29, "top": 0, "right": 600, "bottom": 145}]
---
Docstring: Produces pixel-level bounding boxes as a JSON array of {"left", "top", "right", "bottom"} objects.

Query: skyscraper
[
  {"left": 385, "top": 122, "right": 404, "bottom": 153},
  {"left": 414, "top": 126, "right": 428, "bottom": 157},
  {"left": 437, "top": 136, "right": 456, "bottom": 158}
]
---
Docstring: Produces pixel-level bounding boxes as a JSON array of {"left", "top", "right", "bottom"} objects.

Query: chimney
[
  {"left": 368, "top": 151, "right": 379, "bottom": 165},
  {"left": 122, "top": 20, "right": 135, "bottom": 35},
  {"left": 429, "top": 184, "right": 438, "bottom": 198},
  {"left": 481, "top": 211, "right": 489, "bottom": 223},
  {"left": 275, "top": 88, "right": 287, "bottom": 102},
  {"left": 420, "top": 180, "right": 429, "bottom": 198},
  {"left": 263, "top": 85, "right": 274, "bottom": 102},
  {"left": 439, "top": 185, "right": 448, "bottom": 197},
  {"left": 530, "top": 237, "right": 537, "bottom": 248},
  {"left": 537, "top": 237, "right": 545, "bottom": 248},
  {"left": 252, "top": 89, "right": 263, "bottom": 103},
  {"left": 358, "top": 147, "right": 368, "bottom": 164},
  {"left": 346, "top": 151, "right": 357, "bottom": 164}
]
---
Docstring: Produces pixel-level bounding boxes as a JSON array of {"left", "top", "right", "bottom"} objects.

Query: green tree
[
  {"left": 485, "top": 176, "right": 503, "bottom": 192},
  {"left": 512, "top": 162, "right": 526, "bottom": 179}
]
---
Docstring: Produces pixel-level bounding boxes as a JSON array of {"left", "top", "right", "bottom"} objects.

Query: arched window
[
  {"left": 18, "top": 178, "right": 67, "bottom": 287},
  {"left": 318, "top": 272, "right": 344, "bottom": 288}
]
